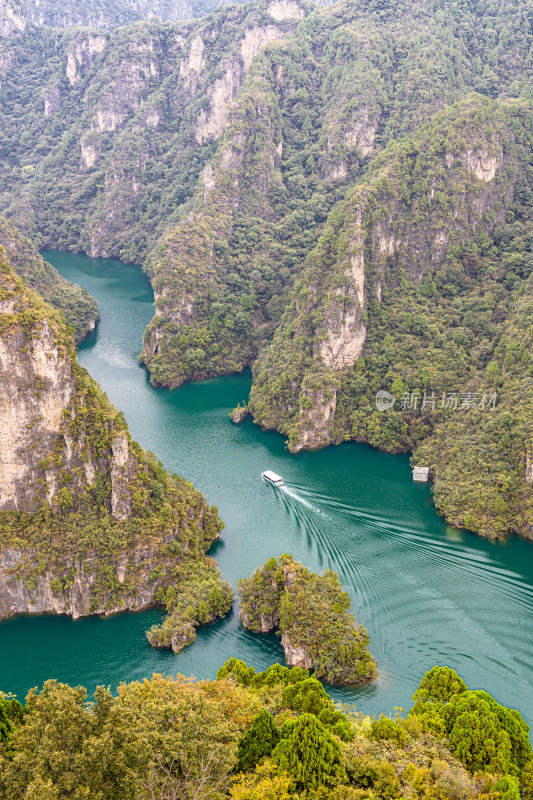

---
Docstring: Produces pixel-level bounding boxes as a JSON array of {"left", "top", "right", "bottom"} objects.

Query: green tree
[
  {"left": 449, "top": 693, "right": 513, "bottom": 774},
  {"left": 235, "top": 709, "right": 280, "bottom": 772},
  {"left": 411, "top": 665, "right": 467, "bottom": 710},
  {"left": 273, "top": 714, "right": 345, "bottom": 793},
  {"left": 0, "top": 695, "right": 23, "bottom": 749}
]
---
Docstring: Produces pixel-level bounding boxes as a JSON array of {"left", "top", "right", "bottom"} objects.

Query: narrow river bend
[{"left": 1, "top": 251, "right": 532, "bottom": 724}]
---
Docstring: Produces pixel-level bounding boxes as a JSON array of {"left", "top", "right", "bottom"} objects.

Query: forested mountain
[
  {"left": 0, "top": 217, "right": 98, "bottom": 341},
  {"left": 0, "top": 0, "right": 531, "bottom": 538},
  {"left": 9, "top": 0, "right": 248, "bottom": 29},
  {"left": 249, "top": 97, "right": 533, "bottom": 538},
  {"left": 0, "top": 243, "right": 230, "bottom": 646}
]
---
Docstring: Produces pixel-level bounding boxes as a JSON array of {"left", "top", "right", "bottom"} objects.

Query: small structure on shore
[{"left": 413, "top": 466, "right": 430, "bottom": 482}]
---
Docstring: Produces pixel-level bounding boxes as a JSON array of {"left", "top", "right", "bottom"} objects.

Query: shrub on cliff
[{"left": 238, "top": 555, "right": 377, "bottom": 685}]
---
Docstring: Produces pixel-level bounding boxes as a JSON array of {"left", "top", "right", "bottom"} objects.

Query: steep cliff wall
[
  {"left": 18, "top": 0, "right": 248, "bottom": 28},
  {"left": 141, "top": 64, "right": 286, "bottom": 385},
  {"left": 0, "top": 246, "right": 231, "bottom": 644},
  {"left": 0, "top": 0, "right": 530, "bottom": 370},
  {"left": 250, "top": 99, "right": 513, "bottom": 447},
  {"left": 0, "top": 0, "right": 304, "bottom": 263}
]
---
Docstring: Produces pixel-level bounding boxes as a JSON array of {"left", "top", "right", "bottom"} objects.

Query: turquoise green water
[{"left": 1, "top": 251, "right": 532, "bottom": 723}]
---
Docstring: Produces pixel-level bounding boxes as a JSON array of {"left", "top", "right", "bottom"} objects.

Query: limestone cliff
[
  {"left": 141, "top": 61, "right": 286, "bottom": 385},
  {"left": 17, "top": 0, "right": 248, "bottom": 29},
  {"left": 249, "top": 98, "right": 519, "bottom": 452},
  {"left": 0, "top": 0, "right": 24, "bottom": 38},
  {"left": 0, "top": 246, "right": 231, "bottom": 643},
  {"left": 250, "top": 96, "right": 533, "bottom": 540},
  {"left": 238, "top": 555, "right": 377, "bottom": 684},
  {"left": 0, "top": 0, "right": 304, "bottom": 264}
]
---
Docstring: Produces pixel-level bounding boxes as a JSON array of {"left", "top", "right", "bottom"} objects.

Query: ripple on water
[{"left": 0, "top": 250, "right": 531, "bottom": 728}]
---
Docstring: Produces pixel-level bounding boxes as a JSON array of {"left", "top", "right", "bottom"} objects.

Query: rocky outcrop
[
  {"left": 267, "top": 0, "right": 304, "bottom": 22},
  {"left": 194, "top": 24, "right": 291, "bottom": 144},
  {"left": 0, "top": 253, "right": 127, "bottom": 516},
  {"left": 17, "top": 0, "right": 247, "bottom": 29},
  {"left": 0, "top": 316, "right": 74, "bottom": 511},
  {"left": 0, "top": 534, "right": 174, "bottom": 619},
  {"left": 66, "top": 34, "right": 107, "bottom": 87},
  {"left": 110, "top": 431, "right": 135, "bottom": 520},
  {"left": 281, "top": 632, "right": 313, "bottom": 669},
  {"left": 239, "top": 555, "right": 377, "bottom": 684},
  {"left": 526, "top": 453, "right": 533, "bottom": 485},
  {"left": 231, "top": 404, "right": 249, "bottom": 424},
  {"left": 0, "top": 0, "right": 25, "bottom": 39}
]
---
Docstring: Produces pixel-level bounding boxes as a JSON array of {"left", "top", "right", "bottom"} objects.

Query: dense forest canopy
[
  {"left": 0, "top": 664, "right": 532, "bottom": 799},
  {"left": 0, "top": 0, "right": 531, "bottom": 539}
]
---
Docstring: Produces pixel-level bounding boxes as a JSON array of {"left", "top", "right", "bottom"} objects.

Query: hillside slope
[
  {"left": 7, "top": 0, "right": 248, "bottom": 29},
  {"left": 0, "top": 0, "right": 531, "bottom": 538}
]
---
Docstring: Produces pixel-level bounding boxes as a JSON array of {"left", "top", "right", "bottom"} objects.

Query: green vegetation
[
  {"left": 250, "top": 97, "right": 533, "bottom": 539},
  {"left": 235, "top": 708, "right": 280, "bottom": 772},
  {"left": 410, "top": 666, "right": 532, "bottom": 776},
  {"left": 0, "top": 0, "right": 532, "bottom": 539},
  {"left": 0, "top": 664, "right": 531, "bottom": 799},
  {"left": 238, "top": 555, "right": 377, "bottom": 684},
  {"left": 0, "top": 246, "right": 230, "bottom": 648},
  {"left": 0, "top": 218, "right": 98, "bottom": 342}
]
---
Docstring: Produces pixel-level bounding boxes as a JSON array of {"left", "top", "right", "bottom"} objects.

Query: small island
[{"left": 238, "top": 554, "right": 377, "bottom": 685}]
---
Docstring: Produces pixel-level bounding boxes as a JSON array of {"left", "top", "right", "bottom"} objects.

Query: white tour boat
[{"left": 261, "top": 470, "right": 285, "bottom": 488}]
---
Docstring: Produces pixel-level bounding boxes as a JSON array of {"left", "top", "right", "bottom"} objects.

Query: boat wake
[{"left": 271, "top": 481, "right": 533, "bottom": 689}]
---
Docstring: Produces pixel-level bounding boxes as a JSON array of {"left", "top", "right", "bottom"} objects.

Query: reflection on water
[{"left": 0, "top": 250, "right": 532, "bottom": 728}]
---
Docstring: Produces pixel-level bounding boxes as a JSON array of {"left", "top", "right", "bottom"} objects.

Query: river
[{"left": 1, "top": 250, "right": 532, "bottom": 723}]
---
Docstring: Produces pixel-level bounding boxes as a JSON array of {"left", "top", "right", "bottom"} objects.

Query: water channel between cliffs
[{"left": 1, "top": 251, "right": 532, "bottom": 724}]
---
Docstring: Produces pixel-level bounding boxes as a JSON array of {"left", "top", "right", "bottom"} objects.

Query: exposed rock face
[
  {"left": 0, "top": 254, "right": 124, "bottom": 516},
  {"left": 0, "top": 317, "right": 74, "bottom": 511},
  {"left": 281, "top": 632, "right": 313, "bottom": 669},
  {"left": 318, "top": 211, "right": 367, "bottom": 372},
  {"left": 462, "top": 146, "right": 503, "bottom": 182},
  {"left": 141, "top": 74, "right": 285, "bottom": 384},
  {"left": 0, "top": 245, "right": 228, "bottom": 635},
  {"left": 267, "top": 0, "right": 304, "bottom": 22},
  {"left": 231, "top": 404, "right": 249, "bottom": 424},
  {"left": 0, "top": 0, "right": 25, "bottom": 39},
  {"left": 0, "top": 535, "right": 174, "bottom": 619},
  {"left": 17, "top": 0, "right": 243, "bottom": 29},
  {"left": 65, "top": 34, "right": 107, "bottom": 87},
  {"left": 194, "top": 25, "right": 288, "bottom": 144},
  {"left": 111, "top": 431, "right": 135, "bottom": 520},
  {"left": 250, "top": 99, "right": 515, "bottom": 453},
  {"left": 526, "top": 453, "right": 533, "bottom": 485}
]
